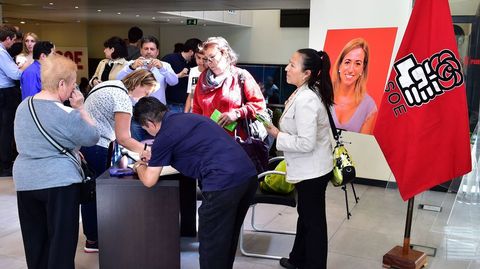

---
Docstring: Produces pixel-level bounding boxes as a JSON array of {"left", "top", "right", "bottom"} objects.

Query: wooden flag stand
[{"left": 383, "top": 197, "right": 428, "bottom": 269}]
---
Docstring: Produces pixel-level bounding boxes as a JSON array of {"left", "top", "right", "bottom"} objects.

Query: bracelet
[{"left": 129, "top": 64, "right": 136, "bottom": 70}]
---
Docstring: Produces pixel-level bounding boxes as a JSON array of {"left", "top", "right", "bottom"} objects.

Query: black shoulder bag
[
  {"left": 236, "top": 70, "right": 269, "bottom": 173},
  {"left": 27, "top": 97, "right": 96, "bottom": 203}
]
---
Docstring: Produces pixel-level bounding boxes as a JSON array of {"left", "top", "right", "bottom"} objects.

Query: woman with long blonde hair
[{"left": 332, "top": 38, "right": 377, "bottom": 134}]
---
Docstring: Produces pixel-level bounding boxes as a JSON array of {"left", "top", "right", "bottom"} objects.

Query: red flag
[{"left": 373, "top": 0, "right": 471, "bottom": 201}]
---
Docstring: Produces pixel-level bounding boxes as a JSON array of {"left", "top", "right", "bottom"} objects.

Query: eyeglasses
[{"left": 203, "top": 51, "right": 223, "bottom": 64}]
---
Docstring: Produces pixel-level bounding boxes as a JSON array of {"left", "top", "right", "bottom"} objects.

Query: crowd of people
[{"left": 2, "top": 23, "right": 342, "bottom": 269}]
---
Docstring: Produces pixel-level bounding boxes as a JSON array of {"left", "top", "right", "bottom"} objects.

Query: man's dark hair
[
  {"left": 183, "top": 38, "right": 202, "bottom": 53},
  {"left": 0, "top": 24, "right": 18, "bottom": 42},
  {"left": 33, "top": 41, "right": 54, "bottom": 60},
  {"left": 140, "top": 35, "right": 159, "bottom": 50},
  {"left": 128, "top": 26, "right": 143, "bottom": 43},
  {"left": 104, "top": 36, "right": 128, "bottom": 59},
  {"left": 133, "top": 96, "right": 167, "bottom": 126},
  {"left": 174, "top": 43, "right": 184, "bottom": 53}
]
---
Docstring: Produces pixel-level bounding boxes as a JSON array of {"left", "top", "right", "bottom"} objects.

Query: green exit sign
[{"left": 186, "top": 19, "right": 197, "bottom": 25}]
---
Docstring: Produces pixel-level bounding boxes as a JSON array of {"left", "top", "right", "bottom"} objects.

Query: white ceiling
[
  {"left": 1, "top": 0, "right": 478, "bottom": 26},
  {"left": 1, "top": 0, "right": 309, "bottom": 25}
]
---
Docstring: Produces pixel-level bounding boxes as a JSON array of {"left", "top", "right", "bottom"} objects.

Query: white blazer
[{"left": 276, "top": 84, "right": 333, "bottom": 183}]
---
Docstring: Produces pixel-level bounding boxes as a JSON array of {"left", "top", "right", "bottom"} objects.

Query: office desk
[{"left": 96, "top": 167, "right": 197, "bottom": 269}]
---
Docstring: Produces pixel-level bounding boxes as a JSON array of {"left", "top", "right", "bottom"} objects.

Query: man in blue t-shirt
[
  {"left": 132, "top": 97, "right": 257, "bottom": 269},
  {"left": 20, "top": 41, "right": 55, "bottom": 100}
]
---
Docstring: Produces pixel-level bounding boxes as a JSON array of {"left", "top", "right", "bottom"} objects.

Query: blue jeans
[
  {"left": 167, "top": 103, "right": 185, "bottom": 113},
  {"left": 80, "top": 145, "right": 109, "bottom": 241}
]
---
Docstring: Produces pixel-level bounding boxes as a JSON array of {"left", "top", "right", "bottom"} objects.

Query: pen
[{"left": 144, "top": 143, "right": 148, "bottom": 151}]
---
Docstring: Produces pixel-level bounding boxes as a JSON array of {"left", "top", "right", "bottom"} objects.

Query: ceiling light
[
  {"left": 180, "top": 20, "right": 184, "bottom": 23},
  {"left": 166, "top": 18, "right": 170, "bottom": 22},
  {"left": 117, "top": 12, "right": 121, "bottom": 15},
  {"left": 97, "top": 9, "right": 102, "bottom": 12},
  {"left": 76, "top": 20, "right": 81, "bottom": 23},
  {"left": 49, "top": 2, "right": 54, "bottom": 5},
  {"left": 135, "top": 14, "right": 140, "bottom": 17},
  {"left": 20, "top": 21, "right": 26, "bottom": 24},
  {"left": 75, "top": 6, "right": 79, "bottom": 9},
  {"left": 152, "top": 17, "right": 156, "bottom": 20}
]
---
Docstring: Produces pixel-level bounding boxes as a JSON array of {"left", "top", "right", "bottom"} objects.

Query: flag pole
[{"left": 382, "top": 197, "right": 427, "bottom": 269}]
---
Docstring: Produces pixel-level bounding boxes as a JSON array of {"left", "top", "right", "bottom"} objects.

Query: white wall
[
  {"left": 309, "top": 0, "right": 413, "bottom": 181},
  {"left": 159, "top": 10, "right": 308, "bottom": 64}
]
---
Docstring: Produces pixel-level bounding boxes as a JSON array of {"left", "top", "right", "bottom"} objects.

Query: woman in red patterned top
[{"left": 192, "top": 36, "right": 266, "bottom": 139}]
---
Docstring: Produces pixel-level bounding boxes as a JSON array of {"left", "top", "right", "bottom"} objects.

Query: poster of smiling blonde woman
[{"left": 324, "top": 28, "right": 397, "bottom": 134}]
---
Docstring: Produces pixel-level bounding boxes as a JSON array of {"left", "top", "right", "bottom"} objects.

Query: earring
[{"left": 338, "top": 70, "right": 340, "bottom": 73}]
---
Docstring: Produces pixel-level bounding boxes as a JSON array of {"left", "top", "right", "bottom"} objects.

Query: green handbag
[
  {"left": 260, "top": 160, "right": 295, "bottom": 194},
  {"left": 325, "top": 104, "right": 356, "bottom": 187},
  {"left": 331, "top": 143, "right": 356, "bottom": 187}
]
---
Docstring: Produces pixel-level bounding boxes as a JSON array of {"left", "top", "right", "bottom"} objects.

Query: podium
[{"left": 96, "top": 167, "right": 197, "bottom": 269}]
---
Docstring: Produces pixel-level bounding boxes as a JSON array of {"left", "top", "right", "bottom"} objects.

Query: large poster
[{"left": 324, "top": 28, "right": 397, "bottom": 134}]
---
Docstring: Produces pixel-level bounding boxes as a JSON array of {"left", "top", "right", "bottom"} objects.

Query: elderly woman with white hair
[{"left": 13, "top": 54, "right": 99, "bottom": 269}]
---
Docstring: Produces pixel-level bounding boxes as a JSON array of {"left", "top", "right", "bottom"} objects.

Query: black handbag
[
  {"left": 237, "top": 70, "right": 269, "bottom": 173},
  {"left": 325, "top": 104, "right": 356, "bottom": 187},
  {"left": 27, "top": 97, "right": 96, "bottom": 203}
]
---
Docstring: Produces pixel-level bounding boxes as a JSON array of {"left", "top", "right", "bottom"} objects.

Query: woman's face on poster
[{"left": 339, "top": 47, "right": 365, "bottom": 88}]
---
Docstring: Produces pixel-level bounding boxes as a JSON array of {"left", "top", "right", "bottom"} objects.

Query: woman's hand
[
  {"left": 265, "top": 123, "right": 280, "bottom": 138},
  {"left": 69, "top": 89, "right": 85, "bottom": 109},
  {"left": 218, "top": 111, "right": 239, "bottom": 127}
]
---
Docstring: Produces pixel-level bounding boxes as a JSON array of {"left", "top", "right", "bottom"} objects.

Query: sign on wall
[{"left": 55, "top": 47, "right": 88, "bottom": 82}]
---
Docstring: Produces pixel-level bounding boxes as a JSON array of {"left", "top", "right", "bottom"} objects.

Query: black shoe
[{"left": 279, "top": 257, "right": 296, "bottom": 269}]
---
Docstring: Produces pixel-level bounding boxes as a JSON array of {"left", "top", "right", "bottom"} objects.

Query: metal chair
[{"left": 239, "top": 156, "right": 296, "bottom": 260}]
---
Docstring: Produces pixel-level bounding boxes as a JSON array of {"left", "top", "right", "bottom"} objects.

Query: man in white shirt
[{"left": 116, "top": 35, "right": 177, "bottom": 105}]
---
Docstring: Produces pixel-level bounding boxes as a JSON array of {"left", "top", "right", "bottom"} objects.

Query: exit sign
[{"left": 186, "top": 19, "right": 197, "bottom": 25}]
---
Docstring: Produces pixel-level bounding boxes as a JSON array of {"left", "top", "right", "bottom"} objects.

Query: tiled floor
[{"left": 1, "top": 175, "right": 479, "bottom": 269}]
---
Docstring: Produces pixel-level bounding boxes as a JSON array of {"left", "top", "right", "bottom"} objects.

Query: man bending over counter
[{"left": 132, "top": 96, "right": 257, "bottom": 269}]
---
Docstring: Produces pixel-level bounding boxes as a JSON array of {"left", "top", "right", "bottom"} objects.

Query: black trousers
[
  {"left": 198, "top": 176, "right": 258, "bottom": 269},
  {"left": 17, "top": 184, "right": 80, "bottom": 269},
  {"left": 289, "top": 171, "right": 332, "bottom": 269},
  {"left": 0, "top": 86, "right": 21, "bottom": 171}
]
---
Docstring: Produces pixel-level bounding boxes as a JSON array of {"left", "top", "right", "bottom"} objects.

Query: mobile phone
[{"left": 109, "top": 167, "right": 134, "bottom": 177}]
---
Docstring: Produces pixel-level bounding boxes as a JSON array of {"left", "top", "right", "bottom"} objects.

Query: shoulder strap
[
  {"left": 86, "top": 84, "right": 128, "bottom": 99},
  {"left": 237, "top": 68, "right": 247, "bottom": 105},
  {"left": 325, "top": 103, "right": 340, "bottom": 142},
  {"left": 27, "top": 97, "right": 82, "bottom": 168}
]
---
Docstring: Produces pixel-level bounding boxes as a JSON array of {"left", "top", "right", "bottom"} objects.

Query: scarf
[{"left": 200, "top": 69, "right": 230, "bottom": 93}]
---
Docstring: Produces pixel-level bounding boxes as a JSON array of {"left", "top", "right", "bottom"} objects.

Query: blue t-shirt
[
  {"left": 148, "top": 112, "right": 257, "bottom": 192},
  {"left": 20, "top": 60, "right": 41, "bottom": 100},
  {"left": 162, "top": 53, "right": 188, "bottom": 104}
]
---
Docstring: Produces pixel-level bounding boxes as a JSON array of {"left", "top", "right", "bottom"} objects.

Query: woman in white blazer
[{"left": 266, "top": 49, "right": 334, "bottom": 269}]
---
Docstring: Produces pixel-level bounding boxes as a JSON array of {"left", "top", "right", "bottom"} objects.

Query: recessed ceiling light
[
  {"left": 180, "top": 20, "right": 184, "bottom": 23},
  {"left": 152, "top": 17, "right": 156, "bottom": 20},
  {"left": 49, "top": 2, "right": 54, "bottom": 5},
  {"left": 75, "top": 6, "right": 79, "bottom": 9},
  {"left": 97, "top": 9, "right": 102, "bottom": 12},
  {"left": 166, "top": 18, "right": 170, "bottom": 22},
  {"left": 76, "top": 20, "right": 81, "bottom": 23},
  {"left": 20, "top": 21, "right": 26, "bottom": 24},
  {"left": 135, "top": 14, "right": 140, "bottom": 17},
  {"left": 117, "top": 12, "right": 121, "bottom": 15}
]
